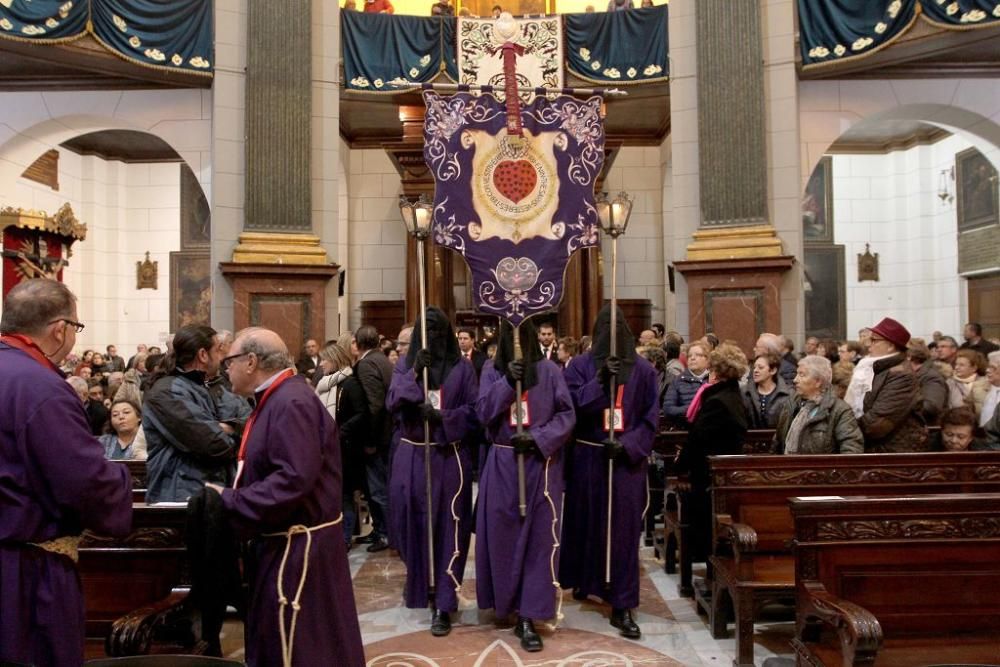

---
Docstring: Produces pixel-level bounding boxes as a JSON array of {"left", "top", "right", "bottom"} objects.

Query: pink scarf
[{"left": 685, "top": 380, "right": 715, "bottom": 423}]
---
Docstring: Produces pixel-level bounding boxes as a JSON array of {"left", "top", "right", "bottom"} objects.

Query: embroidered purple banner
[{"left": 423, "top": 90, "right": 605, "bottom": 326}]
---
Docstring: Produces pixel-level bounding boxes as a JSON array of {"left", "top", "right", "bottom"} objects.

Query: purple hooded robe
[
  {"left": 387, "top": 357, "right": 479, "bottom": 612},
  {"left": 474, "top": 359, "right": 575, "bottom": 620},
  {"left": 559, "top": 351, "right": 659, "bottom": 609},
  {"left": 0, "top": 340, "right": 133, "bottom": 667},
  {"left": 220, "top": 374, "right": 365, "bottom": 667}
]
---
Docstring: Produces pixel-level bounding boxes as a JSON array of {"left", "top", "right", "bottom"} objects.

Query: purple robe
[
  {"left": 0, "top": 342, "right": 132, "bottom": 667},
  {"left": 559, "top": 352, "right": 658, "bottom": 609},
  {"left": 474, "top": 360, "right": 575, "bottom": 620},
  {"left": 387, "top": 360, "right": 479, "bottom": 612},
  {"left": 220, "top": 375, "right": 364, "bottom": 667}
]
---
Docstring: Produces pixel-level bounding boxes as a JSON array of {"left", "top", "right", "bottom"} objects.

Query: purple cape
[
  {"left": 474, "top": 360, "right": 575, "bottom": 620},
  {"left": 387, "top": 360, "right": 479, "bottom": 611},
  {"left": 0, "top": 343, "right": 132, "bottom": 667},
  {"left": 558, "top": 352, "right": 659, "bottom": 609},
  {"left": 221, "top": 375, "right": 364, "bottom": 667}
]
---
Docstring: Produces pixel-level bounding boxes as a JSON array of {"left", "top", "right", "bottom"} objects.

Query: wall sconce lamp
[{"left": 938, "top": 166, "right": 955, "bottom": 204}]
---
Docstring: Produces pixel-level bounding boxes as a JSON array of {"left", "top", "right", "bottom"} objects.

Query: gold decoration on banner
[
  {"left": 685, "top": 224, "right": 784, "bottom": 260},
  {"left": 136, "top": 251, "right": 158, "bottom": 290},
  {"left": 0, "top": 202, "right": 87, "bottom": 240},
  {"left": 230, "top": 232, "right": 329, "bottom": 266}
]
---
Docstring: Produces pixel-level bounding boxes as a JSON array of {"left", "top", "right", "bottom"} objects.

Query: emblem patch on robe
[{"left": 423, "top": 90, "right": 605, "bottom": 325}]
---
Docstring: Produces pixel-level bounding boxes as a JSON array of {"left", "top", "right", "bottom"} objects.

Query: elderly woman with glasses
[{"left": 774, "top": 356, "right": 864, "bottom": 455}]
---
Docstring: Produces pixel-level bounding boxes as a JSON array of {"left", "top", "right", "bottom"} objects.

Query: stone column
[{"left": 669, "top": 0, "right": 799, "bottom": 352}]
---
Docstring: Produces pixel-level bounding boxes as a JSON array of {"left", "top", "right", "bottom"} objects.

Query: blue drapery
[
  {"left": 799, "top": 0, "right": 1000, "bottom": 69},
  {"left": 564, "top": 5, "right": 668, "bottom": 84},
  {"left": 0, "top": 0, "right": 213, "bottom": 76},
  {"left": 342, "top": 11, "right": 457, "bottom": 92}
]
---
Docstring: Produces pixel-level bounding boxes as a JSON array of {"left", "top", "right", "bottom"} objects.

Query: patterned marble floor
[{"left": 222, "top": 535, "right": 797, "bottom": 666}]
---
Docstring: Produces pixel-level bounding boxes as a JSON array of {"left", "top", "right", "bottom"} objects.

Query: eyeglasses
[
  {"left": 50, "top": 318, "right": 85, "bottom": 333},
  {"left": 221, "top": 352, "right": 250, "bottom": 371}
]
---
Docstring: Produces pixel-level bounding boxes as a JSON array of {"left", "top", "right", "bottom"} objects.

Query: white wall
[
  {"left": 11, "top": 153, "right": 182, "bottom": 352},
  {"left": 831, "top": 134, "right": 976, "bottom": 340},
  {"left": 344, "top": 148, "right": 406, "bottom": 330}
]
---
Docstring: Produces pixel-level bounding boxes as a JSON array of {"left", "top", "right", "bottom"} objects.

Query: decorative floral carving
[
  {"left": 129, "top": 35, "right": 141, "bottom": 48},
  {"left": 171, "top": 54, "right": 183, "bottom": 66},
  {"left": 59, "top": 2, "right": 73, "bottom": 19},
  {"left": 833, "top": 44, "right": 846, "bottom": 56},
  {"left": 809, "top": 46, "right": 830, "bottom": 58},
  {"left": 602, "top": 67, "right": 621, "bottom": 79},
  {"left": 874, "top": 22, "right": 888, "bottom": 34},
  {"left": 643, "top": 64, "right": 663, "bottom": 76},
  {"left": 144, "top": 48, "right": 165, "bottom": 62},
  {"left": 350, "top": 76, "right": 371, "bottom": 88},
  {"left": 189, "top": 56, "right": 210, "bottom": 69},
  {"left": 21, "top": 25, "right": 46, "bottom": 36},
  {"left": 113, "top": 14, "right": 128, "bottom": 32},
  {"left": 627, "top": 67, "right": 637, "bottom": 78},
  {"left": 45, "top": 18, "right": 58, "bottom": 28},
  {"left": 726, "top": 467, "right": 958, "bottom": 486},
  {"left": 961, "top": 9, "right": 987, "bottom": 22},
  {"left": 946, "top": 2, "right": 959, "bottom": 15},
  {"left": 591, "top": 60, "right": 601, "bottom": 70},
  {"left": 888, "top": 0, "right": 903, "bottom": 18},
  {"left": 0, "top": 18, "right": 12, "bottom": 31},
  {"left": 975, "top": 465, "right": 1000, "bottom": 480},
  {"left": 816, "top": 517, "right": 1000, "bottom": 541},
  {"left": 852, "top": 37, "right": 873, "bottom": 51}
]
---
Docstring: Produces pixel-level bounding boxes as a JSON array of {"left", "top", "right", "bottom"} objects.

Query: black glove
[
  {"left": 413, "top": 349, "right": 433, "bottom": 377},
  {"left": 603, "top": 437, "right": 626, "bottom": 463},
  {"left": 511, "top": 431, "right": 539, "bottom": 457},
  {"left": 419, "top": 401, "right": 443, "bottom": 424},
  {"left": 599, "top": 355, "right": 622, "bottom": 384},
  {"left": 505, "top": 360, "right": 525, "bottom": 386}
]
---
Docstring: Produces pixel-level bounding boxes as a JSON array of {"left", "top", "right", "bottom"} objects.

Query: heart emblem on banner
[{"left": 492, "top": 160, "right": 537, "bottom": 204}]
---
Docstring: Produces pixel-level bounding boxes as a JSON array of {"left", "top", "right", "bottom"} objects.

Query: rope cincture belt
[
  {"left": 400, "top": 437, "right": 460, "bottom": 447},
  {"left": 262, "top": 514, "right": 343, "bottom": 667},
  {"left": 29, "top": 535, "right": 83, "bottom": 563},
  {"left": 577, "top": 439, "right": 605, "bottom": 448}
]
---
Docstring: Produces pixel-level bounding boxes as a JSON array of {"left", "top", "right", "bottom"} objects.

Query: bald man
[{"left": 207, "top": 328, "right": 364, "bottom": 666}]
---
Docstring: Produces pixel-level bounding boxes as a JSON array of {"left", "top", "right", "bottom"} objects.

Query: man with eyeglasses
[{"left": 0, "top": 279, "right": 133, "bottom": 666}]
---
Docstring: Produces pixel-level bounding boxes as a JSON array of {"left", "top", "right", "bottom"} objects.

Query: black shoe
[
  {"left": 430, "top": 609, "right": 451, "bottom": 637},
  {"left": 514, "top": 616, "right": 543, "bottom": 652},
  {"left": 572, "top": 588, "right": 587, "bottom": 601},
  {"left": 610, "top": 608, "right": 641, "bottom": 639},
  {"left": 355, "top": 533, "right": 375, "bottom": 544},
  {"left": 366, "top": 535, "right": 389, "bottom": 553}
]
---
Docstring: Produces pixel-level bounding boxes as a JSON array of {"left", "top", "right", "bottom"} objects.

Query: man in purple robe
[
  {"left": 387, "top": 307, "right": 479, "bottom": 636},
  {"left": 475, "top": 320, "right": 575, "bottom": 652},
  {"left": 0, "top": 279, "right": 133, "bottom": 667},
  {"left": 559, "top": 305, "right": 659, "bottom": 638},
  {"left": 207, "top": 327, "right": 365, "bottom": 667}
]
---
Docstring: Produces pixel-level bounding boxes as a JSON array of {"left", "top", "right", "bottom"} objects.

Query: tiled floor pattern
[{"left": 222, "top": 537, "right": 796, "bottom": 666}]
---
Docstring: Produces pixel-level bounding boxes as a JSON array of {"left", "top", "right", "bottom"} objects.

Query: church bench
[
  {"left": 790, "top": 493, "right": 1000, "bottom": 667},
  {"left": 704, "top": 450, "right": 1000, "bottom": 667},
  {"left": 80, "top": 503, "right": 205, "bottom": 658},
  {"left": 123, "top": 459, "right": 148, "bottom": 502},
  {"left": 654, "top": 429, "right": 775, "bottom": 597}
]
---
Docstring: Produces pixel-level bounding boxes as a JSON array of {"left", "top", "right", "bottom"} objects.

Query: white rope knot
[{"left": 263, "top": 514, "right": 343, "bottom": 667}]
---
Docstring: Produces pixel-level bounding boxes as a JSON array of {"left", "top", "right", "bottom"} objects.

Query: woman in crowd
[
  {"left": 384, "top": 343, "right": 400, "bottom": 366},
  {"left": 981, "top": 351, "right": 1000, "bottom": 429},
  {"left": 557, "top": 336, "right": 578, "bottom": 369},
  {"left": 906, "top": 338, "right": 948, "bottom": 426},
  {"left": 316, "top": 340, "right": 368, "bottom": 548},
  {"left": 388, "top": 307, "right": 479, "bottom": 637},
  {"left": 742, "top": 353, "right": 792, "bottom": 428},
  {"left": 662, "top": 341, "right": 710, "bottom": 428},
  {"left": 674, "top": 342, "right": 748, "bottom": 560},
  {"left": 838, "top": 340, "right": 863, "bottom": 364},
  {"left": 774, "top": 356, "right": 864, "bottom": 455},
  {"left": 947, "top": 349, "right": 989, "bottom": 418},
  {"left": 831, "top": 360, "right": 854, "bottom": 399},
  {"left": 475, "top": 319, "right": 574, "bottom": 652},
  {"left": 98, "top": 398, "right": 146, "bottom": 460},
  {"left": 638, "top": 344, "right": 670, "bottom": 411},
  {"left": 939, "top": 407, "right": 992, "bottom": 451}
]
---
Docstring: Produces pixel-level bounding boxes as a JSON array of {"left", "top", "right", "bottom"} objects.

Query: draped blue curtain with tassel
[
  {"left": 0, "top": 0, "right": 213, "bottom": 75},
  {"left": 342, "top": 11, "right": 457, "bottom": 92},
  {"left": 799, "top": 0, "right": 1000, "bottom": 69},
  {"left": 564, "top": 5, "right": 668, "bottom": 84}
]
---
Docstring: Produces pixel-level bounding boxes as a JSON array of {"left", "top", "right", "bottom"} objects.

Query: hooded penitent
[
  {"left": 590, "top": 304, "right": 637, "bottom": 386},
  {"left": 492, "top": 317, "right": 543, "bottom": 390},
  {"left": 404, "top": 306, "right": 463, "bottom": 390}
]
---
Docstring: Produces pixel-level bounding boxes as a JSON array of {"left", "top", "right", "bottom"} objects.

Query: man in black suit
[
  {"left": 354, "top": 325, "right": 394, "bottom": 552},
  {"left": 457, "top": 327, "right": 486, "bottom": 377},
  {"left": 295, "top": 338, "right": 320, "bottom": 377},
  {"left": 537, "top": 322, "right": 557, "bottom": 361}
]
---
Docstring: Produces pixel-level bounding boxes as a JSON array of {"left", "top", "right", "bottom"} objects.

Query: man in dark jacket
[
  {"left": 144, "top": 324, "right": 239, "bottom": 502},
  {"left": 845, "top": 317, "right": 927, "bottom": 453},
  {"left": 906, "top": 338, "right": 948, "bottom": 426},
  {"left": 960, "top": 322, "right": 999, "bottom": 357},
  {"left": 354, "top": 324, "right": 394, "bottom": 552},
  {"left": 661, "top": 341, "right": 709, "bottom": 427}
]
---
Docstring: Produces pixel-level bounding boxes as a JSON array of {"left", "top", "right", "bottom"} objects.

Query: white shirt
[{"left": 982, "top": 385, "right": 1000, "bottom": 428}]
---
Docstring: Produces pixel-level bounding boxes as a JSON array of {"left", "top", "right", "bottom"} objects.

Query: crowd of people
[{"left": 4, "top": 275, "right": 1000, "bottom": 666}]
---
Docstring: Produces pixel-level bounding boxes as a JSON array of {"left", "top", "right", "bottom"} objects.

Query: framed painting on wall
[
  {"left": 956, "top": 147, "right": 999, "bottom": 233},
  {"left": 804, "top": 244, "right": 846, "bottom": 340},
  {"left": 169, "top": 251, "right": 211, "bottom": 332},
  {"left": 802, "top": 155, "right": 834, "bottom": 244},
  {"left": 180, "top": 164, "right": 211, "bottom": 249}
]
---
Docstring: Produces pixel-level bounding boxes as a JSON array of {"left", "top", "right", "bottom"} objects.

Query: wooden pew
[
  {"left": 705, "top": 450, "right": 1000, "bottom": 667},
  {"left": 655, "top": 429, "right": 775, "bottom": 597},
  {"left": 124, "top": 459, "right": 148, "bottom": 502},
  {"left": 790, "top": 493, "right": 1000, "bottom": 666},
  {"left": 80, "top": 503, "right": 204, "bottom": 658}
]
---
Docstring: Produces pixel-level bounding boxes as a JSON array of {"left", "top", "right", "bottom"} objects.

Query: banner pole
[
  {"left": 513, "top": 324, "right": 527, "bottom": 518},
  {"left": 606, "top": 233, "right": 619, "bottom": 588},
  {"left": 416, "top": 237, "right": 436, "bottom": 607}
]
